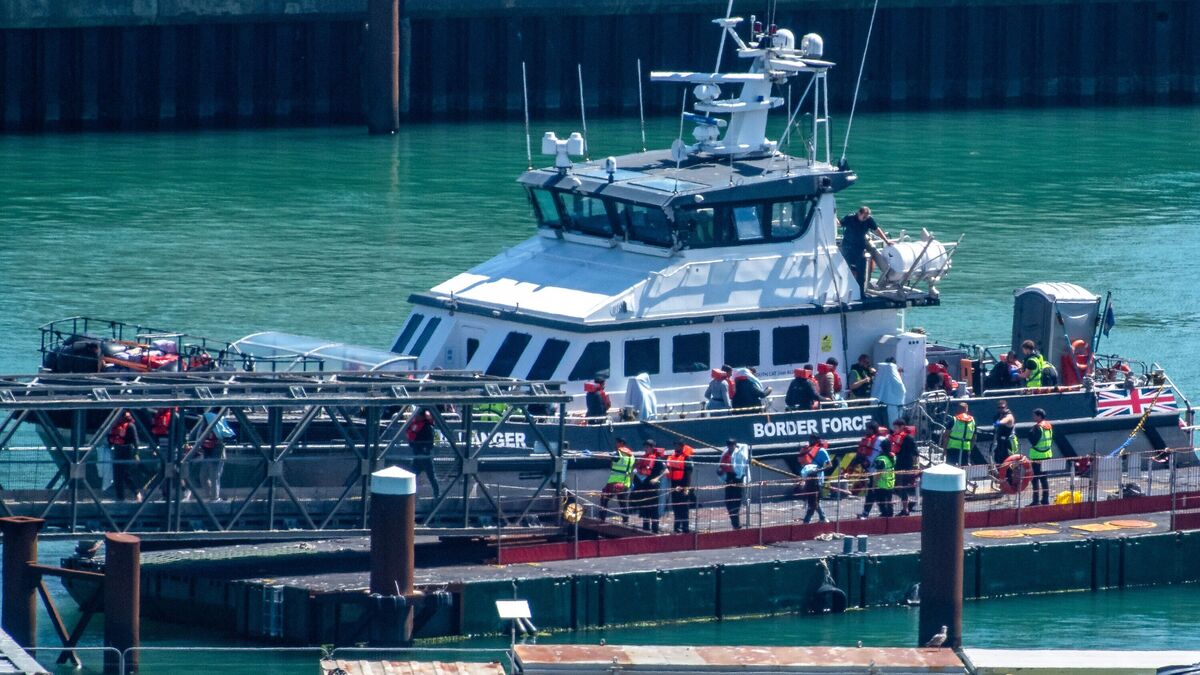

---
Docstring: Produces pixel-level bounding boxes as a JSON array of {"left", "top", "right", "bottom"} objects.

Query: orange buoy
[{"left": 997, "top": 454, "right": 1033, "bottom": 494}]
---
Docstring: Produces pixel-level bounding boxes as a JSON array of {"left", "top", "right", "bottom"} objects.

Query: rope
[
  {"left": 1107, "top": 383, "right": 1168, "bottom": 458},
  {"left": 839, "top": 0, "right": 881, "bottom": 164}
]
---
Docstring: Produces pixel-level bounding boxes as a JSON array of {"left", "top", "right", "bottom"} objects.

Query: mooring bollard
[
  {"left": 918, "top": 463, "right": 965, "bottom": 649},
  {"left": 370, "top": 466, "right": 416, "bottom": 643},
  {"left": 104, "top": 533, "right": 141, "bottom": 674},
  {"left": 0, "top": 517, "right": 44, "bottom": 649}
]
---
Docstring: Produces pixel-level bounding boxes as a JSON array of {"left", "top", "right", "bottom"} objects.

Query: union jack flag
[{"left": 1095, "top": 387, "right": 1178, "bottom": 418}]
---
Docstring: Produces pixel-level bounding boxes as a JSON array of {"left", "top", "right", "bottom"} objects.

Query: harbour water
[{"left": 1, "top": 106, "right": 1199, "bottom": 665}]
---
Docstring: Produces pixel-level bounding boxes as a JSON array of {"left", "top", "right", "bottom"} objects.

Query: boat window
[
  {"left": 772, "top": 325, "right": 811, "bottom": 365},
  {"left": 767, "top": 199, "right": 817, "bottom": 240},
  {"left": 466, "top": 338, "right": 480, "bottom": 363},
  {"left": 409, "top": 317, "right": 442, "bottom": 357},
  {"left": 561, "top": 193, "right": 616, "bottom": 238},
  {"left": 678, "top": 207, "right": 739, "bottom": 249},
  {"left": 486, "top": 332, "right": 532, "bottom": 377},
  {"left": 391, "top": 313, "right": 425, "bottom": 353},
  {"left": 568, "top": 340, "right": 611, "bottom": 381},
  {"left": 723, "top": 329, "right": 760, "bottom": 368},
  {"left": 618, "top": 203, "right": 673, "bottom": 247},
  {"left": 623, "top": 338, "right": 660, "bottom": 376},
  {"left": 529, "top": 188, "right": 563, "bottom": 229},
  {"left": 527, "top": 338, "right": 570, "bottom": 380},
  {"left": 732, "top": 206, "right": 765, "bottom": 242},
  {"left": 672, "top": 333, "right": 710, "bottom": 373}
]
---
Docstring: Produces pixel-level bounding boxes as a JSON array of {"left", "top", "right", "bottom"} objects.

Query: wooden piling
[
  {"left": 366, "top": 0, "right": 401, "bottom": 133},
  {"left": 104, "top": 533, "right": 141, "bottom": 675},
  {"left": 918, "top": 464, "right": 965, "bottom": 649},
  {"left": 0, "top": 517, "right": 44, "bottom": 649}
]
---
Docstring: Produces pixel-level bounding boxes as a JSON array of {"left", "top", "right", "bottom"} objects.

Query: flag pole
[{"left": 1092, "top": 290, "right": 1112, "bottom": 354}]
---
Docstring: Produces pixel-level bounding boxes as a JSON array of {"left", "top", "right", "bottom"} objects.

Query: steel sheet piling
[
  {"left": 0, "top": 517, "right": 44, "bottom": 649},
  {"left": 366, "top": 0, "right": 402, "bottom": 133},
  {"left": 918, "top": 464, "right": 965, "bottom": 649},
  {"left": 104, "top": 532, "right": 141, "bottom": 674}
]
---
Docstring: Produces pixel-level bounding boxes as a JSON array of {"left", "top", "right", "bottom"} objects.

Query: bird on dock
[
  {"left": 925, "top": 625, "right": 948, "bottom": 648},
  {"left": 856, "top": 640, "right": 863, "bottom": 648}
]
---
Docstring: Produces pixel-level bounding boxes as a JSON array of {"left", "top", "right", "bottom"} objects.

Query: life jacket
[
  {"left": 151, "top": 409, "right": 173, "bottom": 437},
  {"left": 711, "top": 369, "right": 735, "bottom": 400},
  {"left": 1024, "top": 352, "right": 1047, "bottom": 388},
  {"left": 1030, "top": 420, "right": 1054, "bottom": 460},
  {"left": 926, "top": 363, "right": 956, "bottom": 393},
  {"left": 108, "top": 419, "right": 132, "bottom": 446},
  {"left": 607, "top": 447, "right": 635, "bottom": 487},
  {"left": 798, "top": 441, "right": 828, "bottom": 467},
  {"left": 856, "top": 433, "right": 876, "bottom": 457},
  {"left": 405, "top": 415, "right": 428, "bottom": 442},
  {"left": 890, "top": 425, "right": 915, "bottom": 451},
  {"left": 584, "top": 382, "right": 612, "bottom": 410},
  {"left": 947, "top": 413, "right": 976, "bottom": 451},
  {"left": 817, "top": 363, "right": 843, "bottom": 393},
  {"left": 635, "top": 449, "right": 661, "bottom": 476},
  {"left": 667, "top": 445, "right": 692, "bottom": 482}
]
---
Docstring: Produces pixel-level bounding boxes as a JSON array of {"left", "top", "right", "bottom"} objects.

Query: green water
[{"left": 1, "top": 107, "right": 1200, "bottom": 664}]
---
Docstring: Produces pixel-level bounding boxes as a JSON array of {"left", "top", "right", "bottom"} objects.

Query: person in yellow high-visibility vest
[
  {"left": 1025, "top": 408, "right": 1054, "bottom": 505},
  {"left": 1020, "top": 340, "right": 1048, "bottom": 388},
  {"left": 943, "top": 402, "right": 976, "bottom": 466}
]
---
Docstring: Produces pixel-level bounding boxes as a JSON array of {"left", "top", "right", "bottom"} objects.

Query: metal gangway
[{"left": 0, "top": 370, "right": 571, "bottom": 535}]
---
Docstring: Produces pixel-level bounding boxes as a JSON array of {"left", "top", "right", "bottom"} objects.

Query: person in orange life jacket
[
  {"left": 405, "top": 407, "right": 440, "bottom": 499},
  {"left": 717, "top": 438, "right": 750, "bottom": 529},
  {"left": 859, "top": 433, "right": 895, "bottom": 518},
  {"left": 848, "top": 421, "right": 882, "bottom": 474},
  {"left": 1060, "top": 339, "right": 1095, "bottom": 386},
  {"left": 667, "top": 441, "right": 695, "bottom": 533},
  {"left": 108, "top": 411, "right": 141, "bottom": 502},
  {"left": 785, "top": 367, "right": 821, "bottom": 411},
  {"left": 732, "top": 367, "right": 771, "bottom": 410},
  {"left": 1025, "top": 408, "right": 1054, "bottom": 505},
  {"left": 631, "top": 440, "right": 666, "bottom": 533},
  {"left": 600, "top": 438, "right": 635, "bottom": 523},
  {"left": 584, "top": 377, "right": 611, "bottom": 424},
  {"left": 817, "top": 358, "right": 842, "bottom": 401},
  {"left": 797, "top": 434, "right": 833, "bottom": 524},
  {"left": 891, "top": 419, "right": 921, "bottom": 516},
  {"left": 704, "top": 368, "right": 732, "bottom": 410},
  {"left": 150, "top": 407, "right": 178, "bottom": 501}
]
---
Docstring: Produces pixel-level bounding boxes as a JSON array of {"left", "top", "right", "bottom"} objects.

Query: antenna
[
  {"left": 576, "top": 63, "right": 590, "bottom": 162},
  {"left": 636, "top": 58, "right": 647, "bottom": 153},
  {"left": 672, "top": 90, "right": 687, "bottom": 193},
  {"left": 841, "top": 0, "right": 880, "bottom": 165},
  {"left": 521, "top": 61, "right": 533, "bottom": 170},
  {"left": 714, "top": 0, "right": 736, "bottom": 71}
]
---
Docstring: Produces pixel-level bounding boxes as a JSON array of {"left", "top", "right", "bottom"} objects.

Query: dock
[
  {"left": 101, "top": 509, "right": 1200, "bottom": 643},
  {"left": 0, "top": 629, "right": 46, "bottom": 675}
]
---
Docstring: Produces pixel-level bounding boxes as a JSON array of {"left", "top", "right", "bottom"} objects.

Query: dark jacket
[{"left": 785, "top": 377, "right": 820, "bottom": 410}]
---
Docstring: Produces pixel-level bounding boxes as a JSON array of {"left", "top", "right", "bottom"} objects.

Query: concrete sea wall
[{"left": 0, "top": 0, "right": 1197, "bottom": 131}]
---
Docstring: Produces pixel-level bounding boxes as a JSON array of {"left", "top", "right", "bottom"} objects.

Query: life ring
[{"left": 997, "top": 454, "right": 1033, "bottom": 494}]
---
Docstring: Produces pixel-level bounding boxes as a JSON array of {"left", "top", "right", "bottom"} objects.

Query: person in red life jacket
[
  {"left": 631, "top": 440, "right": 666, "bottom": 533},
  {"left": 108, "top": 411, "right": 141, "bottom": 502},
  {"left": 891, "top": 419, "right": 921, "bottom": 516},
  {"left": 848, "top": 420, "right": 882, "bottom": 475},
  {"left": 704, "top": 368, "right": 732, "bottom": 411},
  {"left": 925, "top": 361, "right": 957, "bottom": 395},
  {"left": 717, "top": 438, "right": 750, "bottom": 529},
  {"left": 405, "top": 407, "right": 441, "bottom": 499},
  {"left": 797, "top": 434, "right": 833, "bottom": 524},
  {"left": 584, "top": 377, "right": 611, "bottom": 424},
  {"left": 600, "top": 438, "right": 635, "bottom": 523},
  {"left": 817, "top": 358, "right": 843, "bottom": 401},
  {"left": 667, "top": 441, "right": 695, "bottom": 533},
  {"left": 785, "top": 367, "right": 821, "bottom": 411}
]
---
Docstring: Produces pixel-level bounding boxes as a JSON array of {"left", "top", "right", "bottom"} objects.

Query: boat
[{"left": 30, "top": 12, "right": 1196, "bottom": 518}]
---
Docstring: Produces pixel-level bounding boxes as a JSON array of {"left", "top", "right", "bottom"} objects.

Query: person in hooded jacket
[
  {"left": 704, "top": 369, "right": 733, "bottom": 411},
  {"left": 631, "top": 440, "right": 666, "bottom": 533},
  {"left": 891, "top": 419, "right": 921, "bottom": 516},
  {"left": 732, "top": 367, "right": 771, "bottom": 411},
  {"left": 785, "top": 368, "right": 821, "bottom": 410}
]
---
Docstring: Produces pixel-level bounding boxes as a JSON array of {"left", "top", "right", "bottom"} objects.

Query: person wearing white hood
[{"left": 871, "top": 358, "right": 908, "bottom": 423}]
